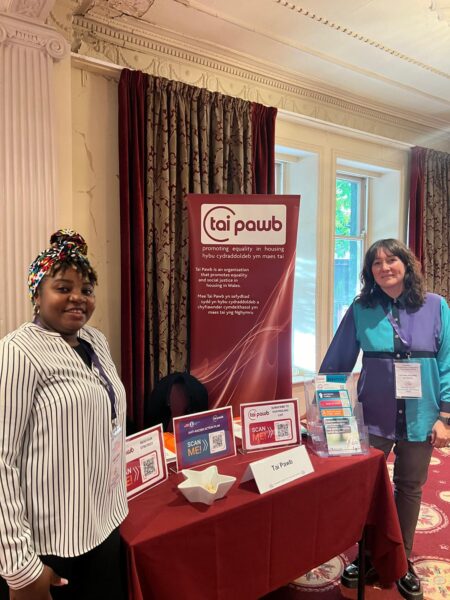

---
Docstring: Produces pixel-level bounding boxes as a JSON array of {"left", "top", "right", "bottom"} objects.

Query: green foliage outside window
[{"left": 335, "top": 178, "right": 358, "bottom": 258}]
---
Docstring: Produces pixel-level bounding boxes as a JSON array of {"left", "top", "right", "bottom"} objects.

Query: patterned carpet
[{"left": 264, "top": 446, "right": 450, "bottom": 600}]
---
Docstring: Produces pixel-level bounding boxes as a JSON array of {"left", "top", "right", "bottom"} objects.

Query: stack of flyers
[{"left": 323, "top": 416, "right": 362, "bottom": 456}]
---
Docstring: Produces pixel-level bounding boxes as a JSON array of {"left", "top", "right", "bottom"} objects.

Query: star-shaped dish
[{"left": 178, "top": 465, "right": 236, "bottom": 505}]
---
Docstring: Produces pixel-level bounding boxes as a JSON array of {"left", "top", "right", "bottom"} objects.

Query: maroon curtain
[
  {"left": 251, "top": 103, "right": 277, "bottom": 193},
  {"left": 118, "top": 69, "right": 148, "bottom": 427},
  {"left": 409, "top": 146, "right": 426, "bottom": 267},
  {"left": 119, "top": 71, "right": 277, "bottom": 431}
]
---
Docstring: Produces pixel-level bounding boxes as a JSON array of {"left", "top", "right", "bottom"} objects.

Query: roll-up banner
[{"left": 188, "top": 194, "right": 300, "bottom": 414}]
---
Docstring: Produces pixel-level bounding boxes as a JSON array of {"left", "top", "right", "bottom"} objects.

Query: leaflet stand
[{"left": 303, "top": 373, "right": 369, "bottom": 457}]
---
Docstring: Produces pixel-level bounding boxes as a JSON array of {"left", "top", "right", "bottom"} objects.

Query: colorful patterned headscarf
[{"left": 28, "top": 229, "right": 97, "bottom": 303}]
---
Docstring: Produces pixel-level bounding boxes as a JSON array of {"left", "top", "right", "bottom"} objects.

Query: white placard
[
  {"left": 126, "top": 424, "right": 168, "bottom": 500},
  {"left": 240, "top": 445, "right": 314, "bottom": 494}
]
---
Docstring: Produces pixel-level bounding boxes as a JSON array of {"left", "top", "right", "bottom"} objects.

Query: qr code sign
[
  {"left": 140, "top": 455, "right": 157, "bottom": 482},
  {"left": 275, "top": 420, "right": 292, "bottom": 441},
  {"left": 209, "top": 430, "right": 226, "bottom": 454}
]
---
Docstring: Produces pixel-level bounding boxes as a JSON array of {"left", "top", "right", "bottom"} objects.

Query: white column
[{"left": 0, "top": 5, "right": 69, "bottom": 337}]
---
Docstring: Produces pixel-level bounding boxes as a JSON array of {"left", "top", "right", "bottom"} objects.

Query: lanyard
[
  {"left": 80, "top": 340, "right": 117, "bottom": 423},
  {"left": 33, "top": 319, "right": 117, "bottom": 423},
  {"left": 381, "top": 302, "right": 412, "bottom": 350}
]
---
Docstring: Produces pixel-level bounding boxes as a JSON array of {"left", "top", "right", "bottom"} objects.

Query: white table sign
[{"left": 240, "top": 445, "right": 314, "bottom": 494}]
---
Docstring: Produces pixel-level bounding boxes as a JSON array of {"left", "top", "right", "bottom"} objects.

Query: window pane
[
  {"left": 293, "top": 252, "right": 316, "bottom": 377},
  {"left": 335, "top": 179, "right": 361, "bottom": 236},
  {"left": 333, "top": 239, "right": 363, "bottom": 332},
  {"left": 275, "top": 162, "right": 284, "bottom": 194}
]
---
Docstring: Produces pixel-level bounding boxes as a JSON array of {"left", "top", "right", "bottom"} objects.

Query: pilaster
[{"left": 0, "top": 3, "right": 69, "bottom": 337}]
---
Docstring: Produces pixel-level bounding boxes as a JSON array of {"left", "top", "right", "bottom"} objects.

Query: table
[{"left": 120, "top": 447, "right": 407, "bottom": 600}]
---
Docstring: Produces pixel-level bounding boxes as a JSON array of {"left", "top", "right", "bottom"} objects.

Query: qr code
[
  {"left": 275, "top": 420, "right": 291, "bottom": 440},
  {"left": 209, "top": 430, "right": 226, "bottom": 454},
  {"left": 140, "top": 455, "right": 156, "bottom": 482}
]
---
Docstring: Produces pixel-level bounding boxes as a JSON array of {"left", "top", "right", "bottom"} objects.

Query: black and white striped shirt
[{"left": 0, "top": 323, "right": 128, "bottom": 589}]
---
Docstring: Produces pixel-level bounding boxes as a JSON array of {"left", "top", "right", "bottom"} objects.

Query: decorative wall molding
[
  {"left": 68, "top": 12, "right": 450, "bottom": 151},
  {"left": 0, "top": 12, "right": 69, "bottom": 59}
]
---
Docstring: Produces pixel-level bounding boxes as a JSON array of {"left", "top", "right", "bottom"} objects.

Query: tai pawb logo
[{"left": 201, "top": 204, "right": 286, "bottom": 245}]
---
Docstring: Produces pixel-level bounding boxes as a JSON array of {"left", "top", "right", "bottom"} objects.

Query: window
[
  {"left": 333, "top": 175, "right": 367, "bottom": 332},
  {"left": 275, "top": 148, "right": 318, "bottom": 380},
  {"left": 276, "top": 143, "right": 403, "bottom": 382}
]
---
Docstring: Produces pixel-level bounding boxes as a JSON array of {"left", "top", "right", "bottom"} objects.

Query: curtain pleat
[
  {"left": 409, "top": 146, "right": 450, "bottom": 300},
  {"left": 408, "top": 146, "right": 426, "bottom": 267},
  {"left": 251, "top": 103, "right": 277, "bottom": 194},
  {"left": 118, "top": 70, "right": 148, "bottom": 427}
]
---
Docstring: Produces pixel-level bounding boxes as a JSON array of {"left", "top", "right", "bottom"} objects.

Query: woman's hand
[
  {"left": 9, "top": 565, "right": 68, "bottom": 600},
  {"left": 430, "top": 419, "right": 450, "bottom": 448}
]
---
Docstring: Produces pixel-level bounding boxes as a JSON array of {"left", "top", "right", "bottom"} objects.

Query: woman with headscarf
[
  {"left": 0, "top": 230, "right": 128, "bottom": 600},
  {"left": 320, "top": 239, "right": 450, "bottom": 600}
]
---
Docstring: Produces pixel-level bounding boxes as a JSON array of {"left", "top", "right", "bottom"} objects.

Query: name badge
[
  {"left": 110, "top": 425, "right": 123, "bottom": 490},
  {"left": 394, "top": 362, "right": 422, "bottom": 399}
]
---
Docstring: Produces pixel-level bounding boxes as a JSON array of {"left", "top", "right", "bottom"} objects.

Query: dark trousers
[
  {"left": 0, "top": 528, "right": 126, "bottom": 600},
  {"left": 369, "top": 434, "right": 433, "bottom": 558}
]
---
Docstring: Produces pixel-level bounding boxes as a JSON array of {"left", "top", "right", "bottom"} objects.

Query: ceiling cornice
[
  {"left": 273, "top": 0, "right": 450, "bottom": 81},
  {"left": 72, "top": 12, "right": 450, "bottom": 135}
]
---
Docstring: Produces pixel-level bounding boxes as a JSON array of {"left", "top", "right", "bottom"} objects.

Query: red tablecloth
[{"left": 121, "top": 447, "right": 407, "bottom": 600}]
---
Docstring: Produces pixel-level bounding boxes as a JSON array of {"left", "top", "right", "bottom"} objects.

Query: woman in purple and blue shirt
[{"left": 321, "top": 239, "right": 450, "bottom": 600}]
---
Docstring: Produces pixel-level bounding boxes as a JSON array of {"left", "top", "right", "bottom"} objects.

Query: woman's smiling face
[
  {"left": 35, "top": 266, "right": 96, "bottom": 346},
  {"left": 371, "top": 248, "right": 406, "bottom": 299}
]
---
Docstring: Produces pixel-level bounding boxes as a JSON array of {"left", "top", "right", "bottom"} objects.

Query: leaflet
[{"left": 323, "top": 416, "right": 362, "bottom": 456}]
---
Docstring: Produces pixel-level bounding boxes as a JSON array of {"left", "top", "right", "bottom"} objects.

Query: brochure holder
[{"left": 303, "top": 373, "right": 369, "bottom": 457}]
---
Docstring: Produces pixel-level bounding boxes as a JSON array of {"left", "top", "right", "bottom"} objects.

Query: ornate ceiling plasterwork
[
  {"left": 74, "top": 0, "right": 155, "bottom": 19},
  {"left": 0, "top": 0, "right": 55, "bottom": 21},
  {"left": 273, "top": 0, "right": 450, "bottom": 81},
  {"left": 429, "top": 1, "right": 450, "bottom": 25},
  {"left": 71, "top": 13, "right": 448, "bottom": 131}
]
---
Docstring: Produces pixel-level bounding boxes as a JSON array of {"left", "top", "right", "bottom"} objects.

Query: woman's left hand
[{"left": 430, "top": 419, "right": 450, "bottom": 448}]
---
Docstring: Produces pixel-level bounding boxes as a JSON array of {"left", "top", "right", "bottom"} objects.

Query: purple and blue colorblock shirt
[{"left": 320, "top": 292, "right": 450, "bottom": 441}]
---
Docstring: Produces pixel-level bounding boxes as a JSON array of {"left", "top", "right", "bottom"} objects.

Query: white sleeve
[{"left": 0, "top": 340, "right": 44, "bottom": 589}]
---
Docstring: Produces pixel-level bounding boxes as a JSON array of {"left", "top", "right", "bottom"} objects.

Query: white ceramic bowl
[{"left": 178, "top": 465, "right": 236, "bottom": 505}]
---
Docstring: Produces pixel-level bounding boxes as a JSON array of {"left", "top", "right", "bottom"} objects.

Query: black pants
[
  {"left": 0, "top": 529, "right": 126, "bottom": 600},
  {"left": 370, "top": 434, "right": 433, "bottom": 558}
]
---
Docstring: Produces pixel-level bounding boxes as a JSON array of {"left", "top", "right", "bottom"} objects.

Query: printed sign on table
[
  {"left": 241, "top": 445, "right": 314, "bottom": 494},
  {"left": 125, "top": 424, "right": 168, "bottom": 500},
  {"left": 173, "top": 407, "right": 236, "bottom": 471},
  {"left": 240, "top": 399, "right": 300, "bottom": 452}
]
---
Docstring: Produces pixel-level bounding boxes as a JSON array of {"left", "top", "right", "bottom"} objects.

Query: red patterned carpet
[{"left": 263, "top": 446, "right": 450, "bottom": 600}]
